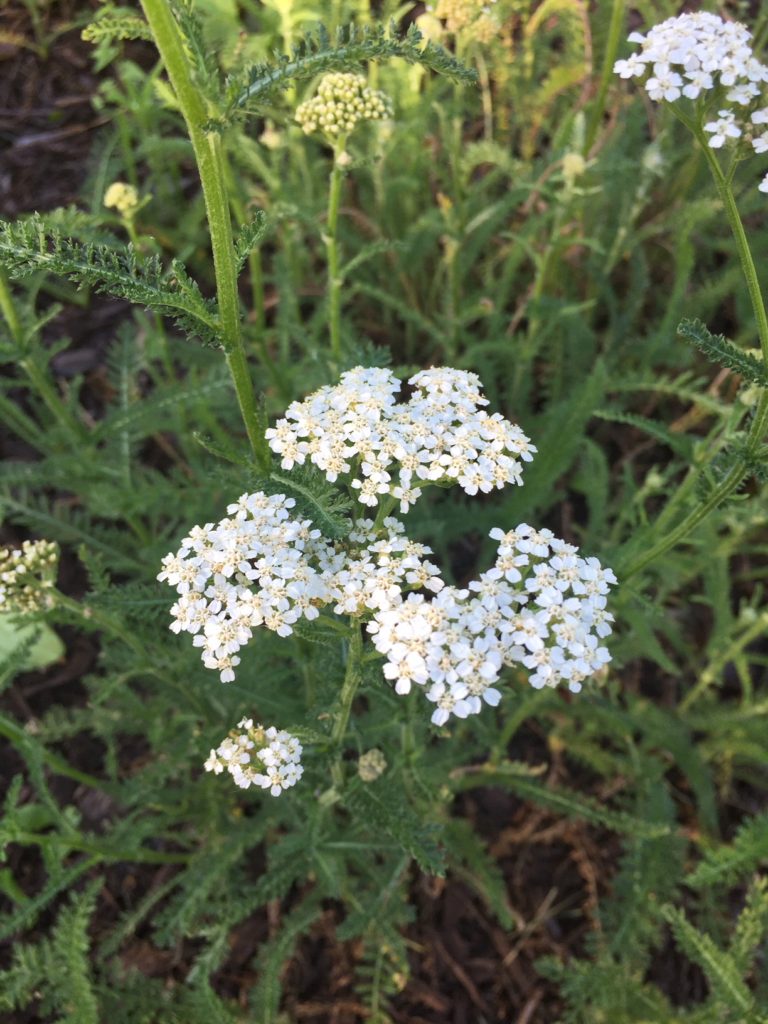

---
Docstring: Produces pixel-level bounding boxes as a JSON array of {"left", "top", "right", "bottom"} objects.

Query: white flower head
[
  {"left": 204, "top": 720, "right": 304, "bottom": 795},
  {"left": 0, "top": 539, "right": 59, "bottom": 614},
  {"left": 367, "top": 526, "right": 617, "bottom": 726},
  {"left": 296, "top": 72, "right": 392, "bottom": 137},
  {"left": 614, "top": 12, "right": 768, "bottom": 105},
  {"left": 267, "top": 366, "right": 536, "bottom": 513}
]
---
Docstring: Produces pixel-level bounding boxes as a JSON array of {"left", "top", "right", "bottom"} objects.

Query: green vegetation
[{"left": 1, "top": 1, "right": 768, "bottom": 1020}]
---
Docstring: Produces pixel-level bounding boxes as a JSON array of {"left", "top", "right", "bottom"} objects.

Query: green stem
[
  {"left": 0, "top": 713, "right": 105, "bottom": 790},
  {"left": 681, "top": 609, "right": 768, "bottom": 711},
  {"left": 585, "top": 0, "right": 625, "bottom": 153},
  {"left": 619, "top": 128, "right": 768, "bottom": 578},
  {"left": 56, "top": 592, "right": 148, "bottom": 659},
  {"left": 696, "top": 134, "right": 768, "bottom": 368},
  {"left": 326, "top": 138, "right": 347, "bottom": 367},
  {"left": 139, "top": 0, "right": 270, "bottom": 470},
  {"left": 0, "top": 269, "right": 22, "bottom": 339},
  {"left": 330, "top": 624, "right": 364, "bottom": 788},
  {"left": 15, "top": 830, "right": 189, "bottom": 865}
]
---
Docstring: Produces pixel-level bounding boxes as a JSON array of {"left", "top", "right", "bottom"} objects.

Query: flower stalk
[
  {"left": 326, "top": 138, "right": 348, "bottom": 366},
  {"left": 331, "top": 624, "right": 364, "bottom": 787},
  {"left": 620, "top": 138, "right": 768, "bottom": 578},
  {"left": 139, "top": 0, "right": 270, "bottom": 471}
]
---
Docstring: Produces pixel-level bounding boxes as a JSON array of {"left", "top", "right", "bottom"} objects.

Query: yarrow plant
[
  {"left": 614, "top": 11, "right": 768, "bottom": 191},
  {"left": 159, "top": 367, "right": 616, "bottom": 788}
]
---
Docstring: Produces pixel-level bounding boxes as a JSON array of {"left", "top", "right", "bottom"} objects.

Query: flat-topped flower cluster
[
  {"left": 614, "top": 12, "right": 768, "bottom": 192},
  {"left": 431, "top": 0, "right": 499, "bottom": 42},
  {"left": 159, "top": 366, "right": 617, "bottom": 790},
  {"left": 614, "top": 12, "right": 768, "bottom": 102},
  {"left": 158, "top": 499, "right": 443, "bottom": 682},
  {"left": 204, "top": 719, "right": 303, "bottom": 796},
  {"left": 266, "top": 366, "right": 535, "bottom": 512},
  {"left": 369, "top": 524, "right": 615, "bottom": 725}
]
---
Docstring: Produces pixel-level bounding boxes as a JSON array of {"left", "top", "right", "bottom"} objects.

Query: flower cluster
[
  {"left": 368, "top": 524, "right": 615, "bottom": 725},
  {"left": 160, "top": 366, "right": 617, "bottom": 758},
  {"left": 204, "top": 719, "right": 303, "bottom": 795},
  {"left": 614, "top": 13, "right": 768, "bottom": 102},
  {"left": 432, "top": 0, "right": 499, "bottom": 40},
  {"left": 266, "top": 366, "right": 535, "bottom": 513},
  {"left": 614, "top": 13, "right": 768, "bottom": 191},
  {"left": 158, "top": 493, "right": 444, "bottom": 681},
  {"left": 0, "top": 539, "right": 59, "bottom": 614},
  {"left": 104, "top": 181, "right": 139, "bottom": 215},
  {"left": 295, "top": 72, "right": 392, "bottom": 137}
]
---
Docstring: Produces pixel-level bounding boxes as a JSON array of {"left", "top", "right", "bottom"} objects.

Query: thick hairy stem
[
  {"left": 140, "top": 0, "right": 270, "bottom": 469},
  {"left": 326, "top": 137, "right": 347, "bottom": 367}
]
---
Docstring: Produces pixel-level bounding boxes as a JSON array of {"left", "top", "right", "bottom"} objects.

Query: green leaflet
[
  {"left": 227, "top": 22, "right": 476, "bottom": 114},
  {"left": 678, "top": 317, "right": 768, "bottom": 386},
  {"left": 0, "top": 217, "right": 220, "bottom": 346},
  {"left": 451, "top": 761, "right": 671, "bottom": 838}
]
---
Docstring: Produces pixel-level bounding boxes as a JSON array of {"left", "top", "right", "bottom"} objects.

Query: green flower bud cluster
[
  {"left": 0, "top": 539, "right": 59, "bottom": 614},
  {"left": 295, "top": 72, "right": 392, "bottom": 138}
]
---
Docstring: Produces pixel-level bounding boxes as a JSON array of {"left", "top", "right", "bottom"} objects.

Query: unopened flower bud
[
  {"left": 358, "top": 748, "right": 387, "bottom": 782},
  {"left": 104, "top": 181, "right": 139, "bottom": 216}
]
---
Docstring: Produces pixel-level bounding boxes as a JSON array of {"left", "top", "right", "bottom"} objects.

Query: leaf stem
[{"left": 139, "top": 0, "right": 270, "bottom": 470}]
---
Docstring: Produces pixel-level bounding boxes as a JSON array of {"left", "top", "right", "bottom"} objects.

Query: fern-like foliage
[
  {"left": 226, "top": 22, "right": 476, "bottom": 114},
  {"left": 688, "top": 812, "right": 768, "bottom": 888},
  {"left": 451, "top": 760, "right": 671, "bottom": 838},
  {"left": 346, "top": 778, "right": 446, "bottom": 875},
  {"left": 249, "top": 892, "right": 324, "bottom": 1022},
  {"left": 81, "top": 6, "right": 153, "bottom": 44},
  {"left": 594, "top": 408, "right": 693, "bottom": 456},
  {"left": 0, "top": 879, "right": 101, "bottom": 1023},
  {"left": 0, "top": 216, "right": 220, "bottom": 346},
  {"left": 234, "top": 211, "right": 268, "bottom": 273},
  {"left": 661, "top": 904, "right": 755, "bottom": 1020},
  {"left": 679, "top": 317, "right": 768, "bottom": 386},
  {"left": 170, "top": 0, "right": 222, "bottom": 100}
]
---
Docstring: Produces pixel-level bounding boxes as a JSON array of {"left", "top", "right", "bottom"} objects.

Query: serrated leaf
[
  {"left": 228, "top": 21, "right": 476, "bottom": 114},
  {"left": 661, "top": 903, "right": 753, "bottom": 1014},
  {"left": 234, "top": 211, "right": 268, "bottom": 273},
  {"left": 679, "top": 318, "right": 768, "bottom": 386},
  {"left": 450, "top": 762, "right": 671, "bottom": 837}
]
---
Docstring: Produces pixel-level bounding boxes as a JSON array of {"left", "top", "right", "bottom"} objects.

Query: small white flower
[
  {"left": 204, "top": 721, "right": 304, "bottom": 795},
  {"left": 704, "top": 109, "right": 742, "bottom": 148}
]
